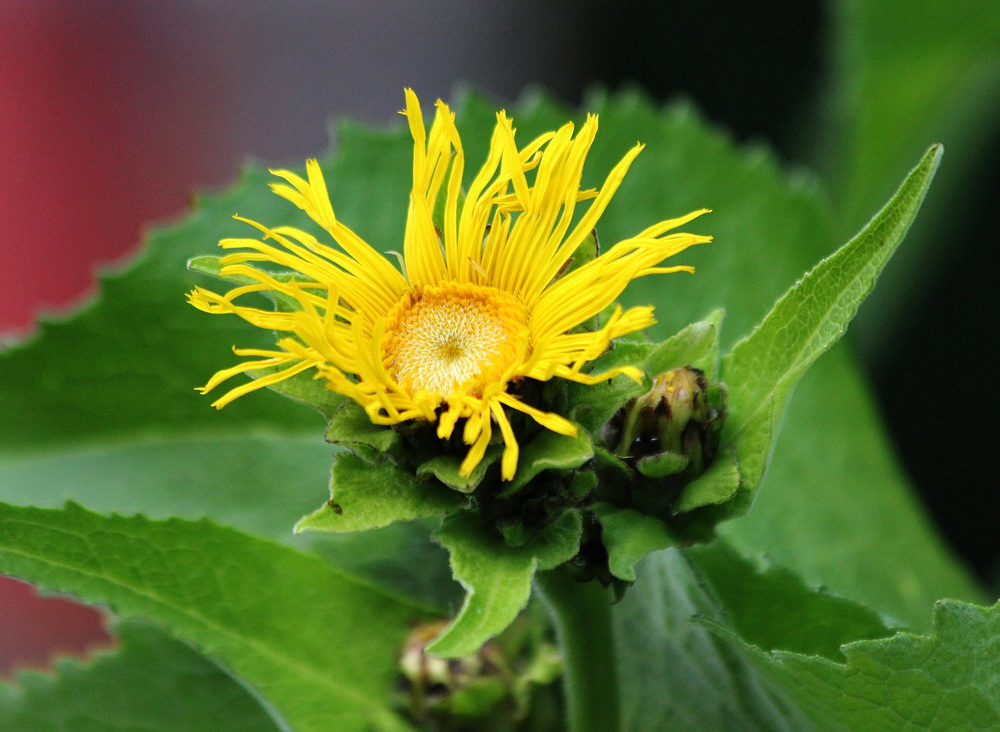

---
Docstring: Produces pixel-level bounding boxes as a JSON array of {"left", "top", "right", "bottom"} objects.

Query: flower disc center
[{"left": 383, "top": 283, "right": 528, "bottom": 395}]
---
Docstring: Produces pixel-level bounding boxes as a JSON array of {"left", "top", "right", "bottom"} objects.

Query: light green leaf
[
  {"left": 644, "top": 308, "right": 724, "bottom": 381},
  {"left": 0, "top": 434, "right": 331, "bottom": 543},
  {"left": 722, "top": 145, "right": 941, "bottom": 492},
  {"left": 634, "top": 451, "right": 688, "bottom": 478},
  {"left": 592, "top": 503, "right": 680, "bottom": 582},
  {"left": 295, "top": 453, "right": 466, "bottom": 534},
  {"left": 0, "top": 502, "right": 421, "bottom": 732},
  {"left": 324, "top": 401, "right": 401, "bottom": 462},
  {"left": 428, "top": 510, "right": 582, "bottom": 658},
  {"left": 673, "top": 449, "right": 741, "bottom": 513},
  {"left": 0, "top": 620, "right": 278, "bottom": 731},
  {"left": 416, "top": 447, "right": 503, "bottom": 493}
]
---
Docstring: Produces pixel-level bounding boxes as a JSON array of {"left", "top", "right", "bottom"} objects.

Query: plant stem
[{"left": 534, "top": 568, "right": 618, "bottom": 732}]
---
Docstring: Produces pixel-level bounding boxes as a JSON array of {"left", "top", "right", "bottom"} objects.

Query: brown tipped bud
[{"left": 614, "top": 366, "right": 726, "bottom": 477}]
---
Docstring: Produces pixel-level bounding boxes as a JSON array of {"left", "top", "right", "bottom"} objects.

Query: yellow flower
[{"left": 189, "top": 90, "right": 710, "bottom": 480}]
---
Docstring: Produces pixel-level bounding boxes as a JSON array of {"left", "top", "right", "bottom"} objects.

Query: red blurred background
[{"left": 0, "top": 4, "right": 231, "bottom": 673}]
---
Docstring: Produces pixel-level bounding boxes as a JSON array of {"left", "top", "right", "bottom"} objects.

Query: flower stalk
[{"left": 535, "top": 567, "right": 619, "bottom": 732}]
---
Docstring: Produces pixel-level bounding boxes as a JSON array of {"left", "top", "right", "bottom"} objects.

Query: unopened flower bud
[{"left": 613, "top": 366, "right": 726, "bottom": 477}]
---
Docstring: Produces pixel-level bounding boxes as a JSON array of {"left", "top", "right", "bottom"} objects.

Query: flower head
[{"left": 189, "top": 89, "right": 710, "bottom": 480}]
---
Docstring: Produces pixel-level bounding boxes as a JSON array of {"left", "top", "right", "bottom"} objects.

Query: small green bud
[{"left": 614, "top": 366, "right": 725, "bottom": 474}]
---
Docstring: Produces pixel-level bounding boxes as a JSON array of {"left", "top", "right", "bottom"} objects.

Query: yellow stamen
[{"left": 382, "top": 283, "right": 529, "bottom": 397}]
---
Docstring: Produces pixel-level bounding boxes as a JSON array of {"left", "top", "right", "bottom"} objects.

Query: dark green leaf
[{"left": 687, "top": 541, "right": 892, "bottom": 660}]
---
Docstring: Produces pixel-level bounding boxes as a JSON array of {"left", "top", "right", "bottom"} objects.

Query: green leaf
[
  {"left": 565, "top": 313, "right": 723, "bottom": 435},
  {"left": 722, "top": 145, "right": 941, "bottom": 493},
  {"left": 501, "top": 427, "right": 594, "bottom": 497},
  {"left": 0, "top": 434, "right": 332, "bottom": 543},
  {"left": 564, "top": 229, "right": 599, "bottom": 276},
  {"left": 0, "top": 502, "right": 421, "bottom": 732},
  {"left": 611, "top": 548, "right": 815, "bottom": 730},
  {"left": 607, "top": 541, "right": 998, "bottom": 731},
  {"left": 672, "top": 448, "right": 740, "bottom": 513},
  {"left": 428, "top": 510, "right": 582, "bottom": 658},
  {"left": 308, "top": 519, "right": 461, "bottom": 614},
  {"left": 0, "top": 620, "right": 278, "bottom": 731},
  {"left": 188, "top": 254, "right": 311, "bottom": 318},
  {"left": 295, "top": 453, "right": 466, "bottom": 534},
  {"left": 607, "top": 540, "right": 1000, "bottom": 731},
  {"left": 718, "top": 600, "right": 1000, "bottom": 729},
  {"left": 687, "top": 541, "right": 893, "bottom": 660},
  {"left": 592, "top": 503, "right": 680, "bottom": 582},
  {"left": 324, "top": 401, "right": 401, "bottom": 462},
  {"left": 634, "top": 451, "right": 688, "bottom": 478},
  {"left": 644, "top": 308, "right": 724, "bottom": 381},
  {"left": 416, "top": 446, "right": 502, "bottom": 493}
]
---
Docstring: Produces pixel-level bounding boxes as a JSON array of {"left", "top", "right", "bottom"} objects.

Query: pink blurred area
[
  {"left": 0, "top": 3, "right": 237, "bottom": 334},
  {"left": 0, "top": 3, "right": 236, "bottom": 675}
]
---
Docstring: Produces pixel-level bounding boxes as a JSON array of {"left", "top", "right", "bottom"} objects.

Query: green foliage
[
  {"left": 1, "top": 9, "right": 998, "bottom": 725},
  {"left": 612, "top": 546, "right": 996, "bottom": 731},
  {"left": 724, "top": 600, "right": 1000, "bottom": 729},
  {"left": 722, "top": 145, "right": 940, "bottom": 493},
  {"left": 428, "top": 511, "right": 582, "bottom": 657},
  {"left": 0, "top": 502, "right": 423, "bottom": 731},
  {"left": 294, "top": 454, "right": 467, "bottom": 534}
]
